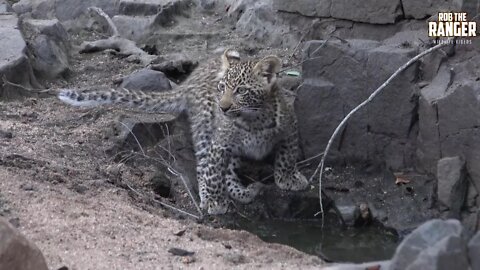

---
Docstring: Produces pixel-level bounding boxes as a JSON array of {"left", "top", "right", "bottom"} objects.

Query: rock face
[
  {"left": 273, "top": 0, "right": 330, "bottom": 18},
  {"left": 389, "top": 219, "right": 469, "bottom": 270},
  {"left": 0, "top": 218, "right": 48, "bottom": 270},
  {"left": 0, "top": 14, "right": 41, "bottom": 99},
  {"left": 417, "top": 50, "right": 480, "bottom": 208},
  {"left": 436, "top": 157, "right": 468, "bottom": 216},
  {"left": 296, "top": 39, "right": 418, "bottom": 170},
  {"left": 274, "top": 0, "right": 403, "bottom": 23}
]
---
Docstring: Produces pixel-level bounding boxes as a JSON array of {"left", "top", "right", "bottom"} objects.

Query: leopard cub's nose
[{"left": 220, "top": 104, "right": 231, "bottom": 112}]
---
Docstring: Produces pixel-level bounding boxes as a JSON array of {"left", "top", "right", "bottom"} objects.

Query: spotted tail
[{"left": 58, "top": 88, "right": 186, "bottom": 113}]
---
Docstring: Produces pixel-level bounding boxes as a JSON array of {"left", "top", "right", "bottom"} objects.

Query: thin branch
[
  {"left": 126, "top": 183, "right": 200, "bottom": 219},
  {"left": 2, "top": 76, "right": 54, "bottom": 95},
  {"left": 310, "top": 39, "right": 452, "bottom": 222},
  {"left": 116, "top": 119, "right": 203, "bottom": 218}
]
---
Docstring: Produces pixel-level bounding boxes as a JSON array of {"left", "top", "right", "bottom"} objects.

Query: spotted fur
[{"left": 58, "top": 49, "right": 309, "bottom": 214}]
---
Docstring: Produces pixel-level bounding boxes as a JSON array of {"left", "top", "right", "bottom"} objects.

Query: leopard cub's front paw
[
  {"left": 290, "top": 170, "right": 309, "bottom": 191},
  {"left": 206, "top": 199, "right": 229, "bottom": 215}
]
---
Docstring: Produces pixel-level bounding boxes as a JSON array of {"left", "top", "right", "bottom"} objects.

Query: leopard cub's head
[{"left": 216, "top": 49, "right": 281, "bottom": 117}]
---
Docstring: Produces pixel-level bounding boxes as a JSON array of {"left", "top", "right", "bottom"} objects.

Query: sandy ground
[{"left": 0, "top": 96, "right": 324, "bottom": 270}]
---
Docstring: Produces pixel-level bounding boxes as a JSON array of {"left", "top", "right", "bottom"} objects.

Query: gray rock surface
[
  {"left": 389, "top": 219, "right": 468, "bottom": 270},
  {"left": 13, "top": 0, "right": 116, "bottom": 19},
  {"left": 273, "top": 0, "right": 331, "bottom": 17},
  {"left": 21, "top": 19, "right": 71, "bottom": 79},
  {"left": 0, "top": 14, "right": 41, "bottom": 99},
  {"left": 469, "top": 231, "right": 480, "bottom": 270},
  {"left": 296, "top": 39, "right": 418, "bottom": 169},
  {"left": 402, "top": 0, "right": 462, "bottom": 19},
  {"left": 336, "top": 205, "right": 360, "bottom": 227},
  {"left": 119, "top": 0, "right": 163, "bottom": 16},
  {"left": 417, "top": 55, "right": 480, "bottom": 201},
  {"left": 331, "top": 0, "right": 403, "bottom": 24},
  {"left": 235, "top": 1, "right": 294, "bottom": 47},
  {"left": 436, "top": 156, "right": 468, "bottom": 216},
  {"left": 274, "top": 0, "right": 402, "bottom": 23},
  {"left": 0, "top": 0, "right": 12, "bottom": 12},
  {"left": 119, "top": 69, "right": 172, "bottom": 92},
  {"left": 0, "top": 217, "right": 48, "bottom": 270}
]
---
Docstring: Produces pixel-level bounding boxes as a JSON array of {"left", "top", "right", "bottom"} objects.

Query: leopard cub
[{"left": 58, "top": 49, "right": 309, "bottom": 214}]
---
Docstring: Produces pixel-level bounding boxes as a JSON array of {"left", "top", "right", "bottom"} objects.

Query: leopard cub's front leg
[
  {"left": 198, "top": 143, "right": 230, "bottom": 215},
  {"left": 273, "top": 132, "right": 309, "bottom": 191}
]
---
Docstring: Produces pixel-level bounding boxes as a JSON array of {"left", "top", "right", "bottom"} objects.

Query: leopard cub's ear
[
  {"left": 253, "top": 55, "right": 281, "bottom": 84},
  {"left": 221, "top": 49, "right": 241, "bottom": 70}
]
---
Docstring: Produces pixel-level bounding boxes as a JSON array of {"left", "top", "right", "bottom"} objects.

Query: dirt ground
[{"left": 0, "top": 93, "right": 323, "bottom": 270}]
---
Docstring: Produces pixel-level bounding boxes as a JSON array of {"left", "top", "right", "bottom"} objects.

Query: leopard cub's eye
[
  {"left": 217, "top": 82, "right": 226, "bottom": 92},
  {"left": 236, "top": 86, "right": 248, "bottom": 94}
]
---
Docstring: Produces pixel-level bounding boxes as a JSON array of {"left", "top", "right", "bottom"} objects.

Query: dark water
[{"left": 236, "top": 216, "right": 399, "bottom": 263}]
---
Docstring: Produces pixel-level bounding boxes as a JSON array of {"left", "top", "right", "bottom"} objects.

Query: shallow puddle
[{"left": 235, "top": 215, "right": 399, "bottom": 263}]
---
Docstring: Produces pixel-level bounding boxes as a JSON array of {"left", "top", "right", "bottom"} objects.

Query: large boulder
[
  {"left": 20, "top": 19, "right": 71, "bottom": 79},
  {"left": 296, "top": 39, "right": 418, "bottom": 169},
  {"left": 436, "top": 156, "right": 468, "bottom": 216},
  {"left": 0, "top": 218, "right": 48, "bottom": 270},
  {"left": 235, "top": 0, "right": 295, "bottom": 48},
  {"left": 389, "top": 219, "right": 469, "bottom": 270},
  {"left": 0, "top": 14, "right": 41, "bottom": 99}
]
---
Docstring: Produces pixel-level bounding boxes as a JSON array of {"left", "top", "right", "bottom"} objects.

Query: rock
[
  {"left": 336, "top": 204, "right": 360, "bottom": 227},
  {"left": 469, "top": 231, "right": 480, "bottom": 270},
  {"left": 330, "top": 0, "right": 403, "bottom": 24},
  {"left": 296, "top": 39, "right": 418, "bottom": 169},
  {"left": 417, "top": 55, "right": 480, "bottom": 197},
  {"left": 275, "top": 0, "right": 403, "bottom": 23},
  {"left": 406, "top": 235, "right": 469, "bottom": 270},
  {"left": 199, "top": 0, "right": 215, "bottom": 10},
  {"left": 235, "top": 0, "right": 295, "bottom": 48},
  {"left": 0, "top": 217, "right": 48, "bottom": 270},
  {"left": 273, "top": 0, "right": 330, "bottom": 17},
  {"left": 112, "top": 15, "right": 153, "bottom": 41},
  {"left": 13, "top": 0, "right": 120, "bottom": 20},
  {"left": 54, "top": 0, "right": 120, "bottom": 21},
  {"left": 20, "top": 19, "right": 71, "bottom": 79},
  {"left": 119, "top": 69, "right": 172, "bottom": 92},
  {"left": 389, "top": 219, "right": 469, "bottom": 270},
  {"left": 119, "top": 0, "right": 163, "bottom": 16},
  {"left": 151, "top": 0, "right": 192, "bottom": 27},
  {"left": 0, "top": 14, "right": 42, "bottom": 99},
  {"left": 436, "top": 157, "right": 468, "bottom": 216},
  {"left": 0, "top": 0, "right": 13, "bottom": 12},
  {"left": 402, "top": 0, "right": 461, "bottom": 19}
]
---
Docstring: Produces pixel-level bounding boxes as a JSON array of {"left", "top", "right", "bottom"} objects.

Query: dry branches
[{"left": 79, "top": 7, "right": 157, "bottom": 65}]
